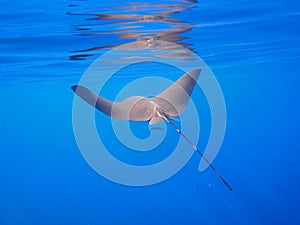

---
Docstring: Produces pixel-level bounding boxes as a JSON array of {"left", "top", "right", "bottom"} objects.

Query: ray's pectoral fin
[
  {"left": 155, "top": 68, "right": 201, "bottom": 116},
  {"left": 154, "top": 69, "right": 201, "bottom": 116},
  {"left": 71, "top": 85, "right": 114, "bottom": 117},
  {"left": 71, "top": 68, "right": 201, "bottom": 122}
]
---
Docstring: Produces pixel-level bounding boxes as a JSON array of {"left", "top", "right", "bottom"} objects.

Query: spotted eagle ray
[{"left": 71, "top": 69, "right": 232, "bottom": 191}]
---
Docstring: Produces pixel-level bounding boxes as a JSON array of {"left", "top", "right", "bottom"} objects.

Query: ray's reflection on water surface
[{"left": 67, "top": 0, "right": 198, "bottom": 60}]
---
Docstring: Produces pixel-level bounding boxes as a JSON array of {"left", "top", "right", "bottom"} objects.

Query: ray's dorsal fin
[{"left": 149, "top": 117, "right": 164, "bottom": 125}]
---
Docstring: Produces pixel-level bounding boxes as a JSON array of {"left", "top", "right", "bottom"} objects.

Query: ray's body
[
  {"left": 71, "top": 68, "right": 200, "bottom": 124},
  {"left": 71, "top": 69, "right": 232, "bottom": 190}
]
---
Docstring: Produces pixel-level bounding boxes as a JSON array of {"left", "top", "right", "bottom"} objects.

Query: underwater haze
[{"left": 1, "top": 0, "right": 300, "bottom": 225}]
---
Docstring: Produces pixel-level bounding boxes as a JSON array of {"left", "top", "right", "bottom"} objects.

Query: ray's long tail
[{"left": 157, "top": 112, "right": 232, "bottom": 191}]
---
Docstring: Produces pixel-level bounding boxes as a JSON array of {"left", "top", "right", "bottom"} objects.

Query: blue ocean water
[{"left": 1, "top": 0, "right": 300, "bottom": 224}]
